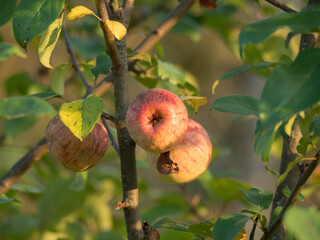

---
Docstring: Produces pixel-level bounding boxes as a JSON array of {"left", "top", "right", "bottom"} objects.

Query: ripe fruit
[
  {"left": 148, "top": 119, "right": 212, "bottom": 183},
  {"left": 126, "top": 88, "right": 188, "bottom": 153},
  {"left": 46, "top": 115, "right": 108, "bottom": 172}
]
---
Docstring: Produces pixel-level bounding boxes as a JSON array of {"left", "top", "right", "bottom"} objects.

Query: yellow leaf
[
  {"left": 67, "top": 6, "right": 98, "bottom": 20},
  {"left": 180, "top": 96, "right": 207, "bottom": 114},
  {"left": 234, "top": 228, "right": 247, "bottom": 240},
  {"left": 105, "top": 19, "right": 127, "bottom": 40},
  {"left": 59, "top": 100, "right": 83, "bottom": 141},
  {"left": 39, "top": 14, "right": 64, "bottom": 68},
  {"left": 284, "top": 114, "right": 296, "bottom": 137}
]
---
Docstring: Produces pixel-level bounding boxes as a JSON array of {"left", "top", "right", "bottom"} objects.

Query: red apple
[
  {"left": 46, "top": 115, "right": 108, "bottom": 172},
  {"left": 126, "top": 88, "right": 188, "bottom": 152},
  {"left": 148, "top": 119, "right": 212, "bottom": 183}
]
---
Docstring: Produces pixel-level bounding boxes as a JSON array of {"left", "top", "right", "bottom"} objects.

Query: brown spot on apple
[
  {"left": 148, "top": 114, "right": 162, "bottom": 126},
  {"left": 156, "top": 151, "right": 179, "bottom": 175}
]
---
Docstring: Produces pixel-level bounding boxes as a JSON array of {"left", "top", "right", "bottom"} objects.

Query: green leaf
[
  {"left": 213, "top": 214, "right": 250, "bottom": 240},
  {"left": 3, "top": 115, "right": 37, "bottom": 138},
  {"left": 11, "top": 183, "right": 43, "bottom": 194},
  {"left": 134, "top": 75, "right": 158, "bottom": 89},
  {"left": 187, "top": 222, "right": 213, "bottom": 238},
  {"left": 5, "top": 72, "right": 34, "bottom": 96},
  {"left": 284, "top": 207, "right": 320, "bottom": 240},
  {"left": 30, "top": 91, "right": 59, "bottom": 100},
  {"left": 282, "top": 185, "right": 304, "bottom": 201},
  {"left": 0, "top": 96, "right": 55, "bottom": 119},
  {"left": 277, "top": 157, "right": 305, "bottom": 186},
  {"left": 13, "top": 0, "right": 65, "bottom": 49},
  {"left": 91, "top": 53, "right": 112, "bottom": 78},
  {"left": 50, "top": 64, "right": 71, "bottom": 95},
  {"left": 156, "top": 59, "right": 185, "bottom": 86},
  {"left": 0, "top": 0, "right": 17, "bottom": 26},
  {"left": 128, "top": 52, "right": 152, "bottom": 65},
  {"left": 0, "top": 43, "right": 26, "bottom": 60},
  {"left": 271, "top": 206, "right": 282, "bottom": 222},
  {"left": 210, "top": 177, "right": 252, "bottom": 203},
  {"left": 240, "top": 209, "right": 260, "bottom": 216},
  {"left": 38, "top": 13, "right": 64, "bottom": 68},
  {"left": 211, "top": 95, "right": 260, "bottom": 116},
  {"left": 239, "top": 5, "right": 320, "bottom": 55},
  {"left": 298, "top": 106, "right": 320, "bottom": 155},
  {"left": 214, "top": 62, "right": 274, "bottom": 93},
  {"left": 153, "top": 218, "right": 189, "bottom": 232},
  {"left": 239, "top": 188, "right": 273, "bottom": 210},
  {"left": 59, "top": 94, "right": 103, "bottom": 141},
  {"left": 254, "top": 48, "right": 320, "bottom": 161},
  {"left": 0, "top": 194, "right": 15, "bottom": 204}
]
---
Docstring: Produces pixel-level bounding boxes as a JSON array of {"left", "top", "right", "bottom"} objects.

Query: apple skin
[
  {"left": 126, "top": 88, "right": 188, "bottom": 153},
  {"left": 46, "top": 115, "right": 108, "bottom": 172},
  {"left": 148, "top": 119, "right": 212, "bottom": 183}
]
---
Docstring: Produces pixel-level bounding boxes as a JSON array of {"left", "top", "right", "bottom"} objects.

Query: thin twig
[
  {"left": 261, "top": 154, "right": 320, "bottom": 240},
  {"left": 250, "top": 217, "right": 259, "bottom": 240},
  {"left": 101, "top": 112, "right": 118, "bottom": 122},
  {"left": 62, "top": 25, "right": 92, "bottom": 96},
  {"left": 101, "top": 118, "right": 120, "bottom": 156},
  {"left": 0, "top": 138, "right": 48, "bottom": 194},
  {"left": 133, "top": 0, "right": 199, "bottom": 53},
  {"left": 265, "top": 0, "right": 297, "bottom": 13}
]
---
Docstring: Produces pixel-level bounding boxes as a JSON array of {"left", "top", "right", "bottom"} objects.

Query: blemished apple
[
  {"left": 126, "top": 88, "right": 188, "bottom": 153},
  {"left": 148, "top": 119, "right": 212, "bottom": 183},
  {"left": 46, "top": 115, "right": 108, "bottom": 172}
]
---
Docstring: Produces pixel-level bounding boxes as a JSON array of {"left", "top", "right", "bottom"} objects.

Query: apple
[
  {"left": 46, "top": 115, "right": 108, "bottom": 172},
  {"left": 126, "top": 88, "right": 188, "bottom": 152},
  {"left": 148, "top": 119, "right": 212, "bottom": 183}
]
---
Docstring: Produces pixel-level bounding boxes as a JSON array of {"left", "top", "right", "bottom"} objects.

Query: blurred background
[{"left": 0, "top": 0, "right": 313, "bottom": 239}]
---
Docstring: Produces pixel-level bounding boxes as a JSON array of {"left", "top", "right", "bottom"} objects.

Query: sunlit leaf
[
  {"left": 0, "top": 194, "right": 15, "bottom": 204},
  {"left": 156, "top": 59, "right": 185, "bottom": 86},
  {"left": 180, "top": 96, "right": 207, "bottom": 114},
  {"left": 105, "top": 19, "right": 126, "bottom": 40},
  {"left": 67, "top": 6, "right": 98, "bottom": 20},
  {"left": 38, "top": 13, "right": 64, "bottom": 68},
  {"left": 59, "top": 94, "right": 103, "bottom": 141}
]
